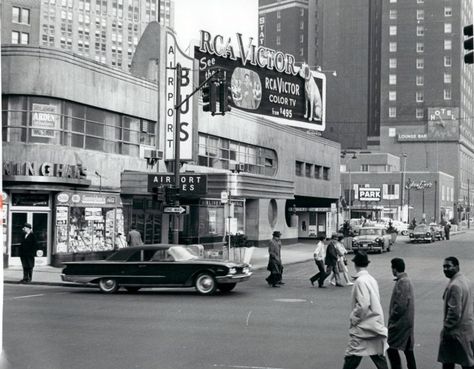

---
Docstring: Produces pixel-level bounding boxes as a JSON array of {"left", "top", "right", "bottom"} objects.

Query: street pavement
[{"left": 1, "top": 230, "right": 466, "bottom": 286}]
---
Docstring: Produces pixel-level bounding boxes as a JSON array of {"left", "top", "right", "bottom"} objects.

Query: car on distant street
[
  {"left": 61, "top": 245, "right": 252, "bottom": 295},
  {"left": 409, "top": 224, "right": 436, "bottom": 243},
  {"left": 429, "top": 223, "right": 446, "bottom": 240},
  {"left": 351, "top": 226, "right": 392, "bottom": 253}
]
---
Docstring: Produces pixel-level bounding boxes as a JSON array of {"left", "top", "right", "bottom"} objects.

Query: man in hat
[
  {"left": 266, "top": 231, "right": 283, "bottom": 287},
  {"left": 342, "top": 251, "right": 389, "bottom": 369},
  {"left": 325, "top": 233, "right": 343, "bottom": 287},
  {"left": 438, "top": 256, "right": 474, "bottom": 369},
  {"left": 19, "top": 223, "right": 38, "bottom": 283}
]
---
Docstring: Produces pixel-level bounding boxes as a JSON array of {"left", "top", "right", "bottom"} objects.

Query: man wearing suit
[{"left": 20, "top": 223, "right": 38, "bottom": 283}]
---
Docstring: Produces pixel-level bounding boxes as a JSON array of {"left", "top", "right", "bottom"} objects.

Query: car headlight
[
  {"left": 426, "top": 232, "right": 431, "bottom": 236},
  {"left": 243, "top": 267, "right": 250, "bottom": 274},
  {"left": 375, "top": 238, "right": 381, "bottom": 243},
  {"left": 409, "top": 233, "right": 414, "bottom": 238},
  {"left": 228, "top": 267, "right": 237, "bottom": 275}
]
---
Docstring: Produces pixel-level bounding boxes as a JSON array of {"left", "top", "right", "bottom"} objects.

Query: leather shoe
[
  {"left": 318, "top": 285, "right": 327, "bottom": 288},
  {"left": 271, "top": 284, "right": 280, "bottom": 288},
  {"left": 19, "top": 279, "right": 26, "bottom": 284},
  {"left": 277, "top": 281, "right": 285, "bottom": 285},
  {"left": 310, "top": 279, "right": 314, "bottom": 286},
  {"left": 336, "top": 284, "right": 344, "bottom": 287}
]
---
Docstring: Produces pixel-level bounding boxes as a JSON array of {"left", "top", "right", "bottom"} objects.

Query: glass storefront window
[{"left": 2, "top": 95, "right": 156, "bottom": 158}]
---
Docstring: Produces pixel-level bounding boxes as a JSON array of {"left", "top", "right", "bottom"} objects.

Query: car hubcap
[
  {"left": 103, "top": 280, "right": 115, "bottom": 290},
  {"left": 199, "top": 276, "right": 213, "bottom": 292}
]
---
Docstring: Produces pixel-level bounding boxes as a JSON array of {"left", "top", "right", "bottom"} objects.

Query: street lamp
[{"left": 341, "top": 151, "right": 357, "bottom": 219}]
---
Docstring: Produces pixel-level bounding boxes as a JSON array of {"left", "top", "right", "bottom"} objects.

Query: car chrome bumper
[
  {"left": 61, "top": 274, "right": 96, "bottom": 283},
  {"left": 216, "top": 273, "right": 252, "bottom": 283},
  {"left": 352, "top": 244, "right": 381, "bottom": 251}
]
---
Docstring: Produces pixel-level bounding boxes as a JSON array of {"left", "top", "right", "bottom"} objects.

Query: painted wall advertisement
[{"left": 195, "top": 31, "right": 326, "bottom": 131}]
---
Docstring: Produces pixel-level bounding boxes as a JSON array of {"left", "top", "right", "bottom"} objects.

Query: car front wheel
[
  {"left": 195, "top": 273, "right": 217, "bottom": 295},
  {"left": 98, "top": 278, "right": 119, "bottom": 293},
  {"left": 218, "top": 283, "right": 236, "bottom": 293}
]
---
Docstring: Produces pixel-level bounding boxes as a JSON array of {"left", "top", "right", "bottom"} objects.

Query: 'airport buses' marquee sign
[{"left": 196, "top": 30, "right": 326, "bottom": 131}]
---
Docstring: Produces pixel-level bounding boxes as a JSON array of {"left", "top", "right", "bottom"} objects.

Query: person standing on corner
[
  {"left": 19, "top": 223, "right": 38, "bottom": 283},
  {"left": 127, "top": 224, "right": 143, "bottom": 247},
  {"left": 438, "top": 256, "right": 474, "bottom": 369},
  {"left": 387, "top": 258, "right": 417, "bottom": 369},
  {"left": 310, "top": 235, "right": 328, "bottom": 288},
  {"left": 342, "top": 251, "right": 389, "bottom": 369},
  {"left": 266, "top": 231, "right": 283, "bottom": 288}
]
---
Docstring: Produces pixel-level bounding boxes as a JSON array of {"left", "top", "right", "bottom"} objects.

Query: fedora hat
[
  {"left": 352, "top": 251, "right": 370, "bottom": 267},
  {"left": 272, "top": 231, "right": 282, "bottom": 237},
  {"left": 23, "top": 223, "right": 32, "bottom": 229}
]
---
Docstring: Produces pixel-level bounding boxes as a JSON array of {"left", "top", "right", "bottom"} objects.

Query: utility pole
[{"left": 469, "top": 178, "right": 471, "bottom": 229}]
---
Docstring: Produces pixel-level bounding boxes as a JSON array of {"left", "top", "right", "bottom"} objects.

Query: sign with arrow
[{"left": 163, "top": 206, "right": 187, "bottom": 214}]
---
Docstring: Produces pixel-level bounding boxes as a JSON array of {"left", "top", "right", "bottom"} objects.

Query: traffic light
[
  {"left": 219, "top": 81, "right": 232, "bottom": 115},
  {"left": 165, "top": 186, "right": 180, "bottom": 205},
  {"left": 464, "top": 24, "right": 474, "bottom": 64},
  {"left": 151, "top": 186, "right": 165, "bottom": 202},
  {"left": 202, "top": 82, "right": 217, "bottom": 115}
]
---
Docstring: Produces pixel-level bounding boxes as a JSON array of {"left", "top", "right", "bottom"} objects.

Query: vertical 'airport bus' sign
[{"left": 195, "top": 30, "right": 326, "bottom": 131}]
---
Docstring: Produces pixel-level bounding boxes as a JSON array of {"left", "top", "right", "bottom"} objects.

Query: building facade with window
[
  {"left": 1, "top": 0, "right": 174, "bottom": 71},
  {"left": 341, "top": 153, "right": 455, "bottom": 224},
  {"left": 260, "top": 0, "right": 474, "bottom": 222},
  {"left": 2, "top": 44, "right": 341, "bottom": 266}
]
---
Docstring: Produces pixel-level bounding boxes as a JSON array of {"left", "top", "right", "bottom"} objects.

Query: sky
[{"left": 173, "top": 0, "right": 259, "bottom": 53}]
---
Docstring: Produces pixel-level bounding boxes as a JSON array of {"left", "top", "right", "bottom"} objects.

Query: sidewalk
[{"left": 1, "top": 241, "right": 316, "bottom": 287}]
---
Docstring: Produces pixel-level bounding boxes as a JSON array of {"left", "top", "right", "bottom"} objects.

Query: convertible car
[{"left": 61, "top": 245, "right": 252, "bottom": 295}]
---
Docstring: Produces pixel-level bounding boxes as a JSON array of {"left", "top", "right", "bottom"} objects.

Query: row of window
[
  {"left": 389, "top": 6, "right": 452, "bottom": 19},
  {"left": 2, "top": 96, "right": 156, "bottom": 157},
  {"left": 198, "top": 134, "right": 278, "bottom": 177},
  {"left": 295, "top": 161, "right": 330, "bottom": 181}
]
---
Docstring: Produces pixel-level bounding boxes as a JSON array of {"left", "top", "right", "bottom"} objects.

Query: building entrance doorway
[{"left": 10, "top": 212, "right": 50, "bottom": 266}]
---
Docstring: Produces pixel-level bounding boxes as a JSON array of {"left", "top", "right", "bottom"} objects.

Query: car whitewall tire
[
  {"left": 195, "top": 273, "right": 217, "bottom": 295},
  {"left": 98, "top": 278, "right": 119, "bottom": 293}
]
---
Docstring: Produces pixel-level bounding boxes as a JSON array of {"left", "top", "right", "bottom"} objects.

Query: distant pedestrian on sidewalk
[
  {"left": 310, "top": 235, "right": 328, "bottom": 288},
  {"left": 387, "top": 258, "right": 417, "bottom": 369},
  {"left": 342, "top": 251, "right": 389, "bottom": 369},
  {"left": 19, "top": 223, "right": 38, "bottom": 283},
  {"left": 265, "top": 231, "right": 283, "bottom": 287},
  {"left": 127, "top": 225, "right": 143, "bottom": 247},
  {"left": 326, "top": 234, "right": 343, "bottom": 287},
  {"left": 444, "top": 222, "right": 451, "bottom": 241},
  {"left": 438, "top": 256, "right": 474, "bottom": 369}
]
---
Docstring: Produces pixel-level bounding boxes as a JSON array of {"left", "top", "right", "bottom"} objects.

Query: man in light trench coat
[
  {"left": 342, "top": 251, "right": 389, "bottom": 369},
  {"left": 438, "top": 256, "right": 474, "bottom": 369},
  {"left": 387, "top": 258, "right": 417, "bottom": 369}
]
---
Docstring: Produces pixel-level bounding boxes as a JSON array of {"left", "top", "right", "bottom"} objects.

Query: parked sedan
[
  {"left": 61, "top": 245, "right": 252, "bottom": 295},
  {"left": 409, "top": 224, "right": 436, "bottom": 243},
  {"left": 351, "top": 227, "right": 392, "bottom": 253}
]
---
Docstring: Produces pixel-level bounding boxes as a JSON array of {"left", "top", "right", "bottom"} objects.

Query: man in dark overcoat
[
  {"left": 438, "top": 256, "right": 474, "bottom": 369},
  {"left": 387, "top": 258, "right": 417, "bottom": 369},
  {"left": 20, "top": 223, "right": 38, "bottom": 283},
  {"left": 265, "top": 231, "right": 283, "bottom": 287},
  {"left": 325, "top": 234, "right": 342, "bottom": 287}
]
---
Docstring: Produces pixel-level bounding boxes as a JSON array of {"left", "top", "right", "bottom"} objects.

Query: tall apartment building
[
  {"left": 260, "top": 0, "right": 474, "bottom": 217},
  {"left": 1, "top": 0, "right": 174, "bottom": 71}
]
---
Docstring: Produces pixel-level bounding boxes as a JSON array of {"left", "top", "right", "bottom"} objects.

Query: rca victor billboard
[{"left": 195, "top": 30, "right": 326, "bottom": 131}]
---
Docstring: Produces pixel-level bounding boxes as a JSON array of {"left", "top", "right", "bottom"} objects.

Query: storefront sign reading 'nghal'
[{"left": 3, "top": 161, "right": 90, "bottom": 185}]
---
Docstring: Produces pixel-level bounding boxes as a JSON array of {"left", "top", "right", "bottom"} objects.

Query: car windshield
[
  {"left": 359, "top": 228, "right": 382, "bottom": 236},
  {"left": 166, "top": 246, "right": 199, "bottom": 261},
  {"left": 414, "top": 225, "right": 429, "bottom": 231}
]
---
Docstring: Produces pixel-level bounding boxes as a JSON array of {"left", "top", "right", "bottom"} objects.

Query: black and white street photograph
[{"left": 2, "top": 1, "right": 474, "bottom": 368}]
